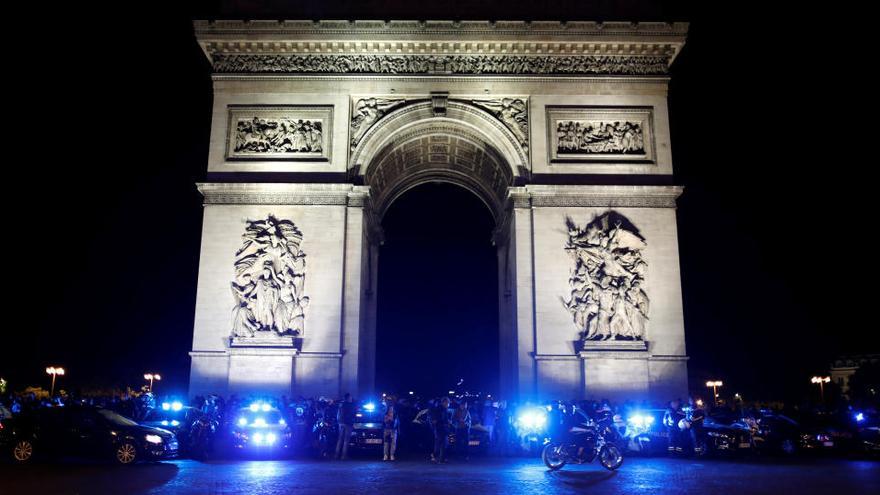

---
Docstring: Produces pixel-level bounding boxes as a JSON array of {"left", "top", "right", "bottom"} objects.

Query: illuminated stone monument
[{"left": 189, "top": 20, "right": 690, "bottom": 402}]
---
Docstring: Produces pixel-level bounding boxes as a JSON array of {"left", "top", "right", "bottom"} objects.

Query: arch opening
[{"left": 375, "top": 182, "right": 500, "bottom": 396}]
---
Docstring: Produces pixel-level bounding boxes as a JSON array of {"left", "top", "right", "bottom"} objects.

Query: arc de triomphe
[{"left": 188, "top": 20, "right": 689, "bottom": 402}]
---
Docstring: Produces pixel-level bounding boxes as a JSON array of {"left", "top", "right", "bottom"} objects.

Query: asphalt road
[{"left": 2, "top": 455, "right": 879, "bottom": 495}]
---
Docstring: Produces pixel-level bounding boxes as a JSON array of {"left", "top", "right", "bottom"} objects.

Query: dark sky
[{"left": 2, "top": 1, "right": 872, "bottom": 401}]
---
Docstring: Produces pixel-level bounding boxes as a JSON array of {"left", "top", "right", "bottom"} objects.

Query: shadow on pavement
[
  {"left": 547, "top": 468, "right": 617, "bottom": 488},
  {"left": 0, "top": 459, "right": 180, "bottom": 495}
]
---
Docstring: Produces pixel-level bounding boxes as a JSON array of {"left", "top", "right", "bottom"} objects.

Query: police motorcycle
[{"left": 541, "top": 405, "right": 624, "bottom": 471}]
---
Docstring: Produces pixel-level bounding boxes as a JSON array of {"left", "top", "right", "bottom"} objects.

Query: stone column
[{"left": 507, "top": 188, "right": 538, "bottom": 400}]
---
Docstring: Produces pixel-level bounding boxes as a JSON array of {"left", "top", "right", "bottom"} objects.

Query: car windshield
[{"left": 97, "top": 409, "right": 139, "bottom": 426}]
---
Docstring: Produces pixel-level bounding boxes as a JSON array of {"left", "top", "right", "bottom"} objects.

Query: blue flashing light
[
  {"left": 249, "top": 403, "right": 260, "bottom": 412},
  {"left": 627, "top": 413, "right": 656, "bottom": 429},
  {"left": 253, "top": 418, "right": 268, "bottom": 427},
  {"left": 171, "top": 420, "right": 179, "bottom": 426},
  {"left": 161, "top": 420, "right": 169, "bottom": 426},
  {"left": 856, "top": 412, "right": 865, "bottom": 422},
  {"left": 279, "top": 418, "right": 287, "bottom": 426},
  {"left": 517, "top": 409, "right": 548, "bottom": 430},
  {"left": 238, "top": 417, "right": 248, "bottom": 426},
  {"left": 171, "top": 401, "right": 183, "bottom": 412},
  {"left": 161, "top": 402, "right": 171, "bottom": 411},
  {"left": 363, "top": 402, "right": 376, "bottom": 412},
  {"left": 261, "top": 403, "right": 271, "bottom": 412}
]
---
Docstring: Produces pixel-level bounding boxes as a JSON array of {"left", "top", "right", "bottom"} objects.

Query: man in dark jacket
[
  {"left": 430, "top": 397, "right": 452, "bottom": 463},
  {"left": 335, "top": 393, "right": 356, "bottom": 460},
  {"left": 453, "top": 401, "right": 472, "bottom": 460}
]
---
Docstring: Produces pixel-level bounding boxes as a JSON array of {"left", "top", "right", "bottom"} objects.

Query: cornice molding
[
  {"left": 509, "top": 184, "right": 683, "bottom": 208},
  {"left": 194, "top": 20, "right": 688, "bottom": 75},
  {"left": 197, "top": 182, "right": 355, "bottom": 205},
  {"left": 194, "top": 19, "right": 688, "bottom": 39}
]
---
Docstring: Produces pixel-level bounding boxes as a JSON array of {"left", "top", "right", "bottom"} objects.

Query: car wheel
[
  {"left": 12, "top": 439, "right": 35, "bottom": 463},
  {"left": 115, "top": 442, "right": 138, "bottom": 465}
]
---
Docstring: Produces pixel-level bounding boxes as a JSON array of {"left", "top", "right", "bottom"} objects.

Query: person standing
[
  {"left": 430, "top": 397, "right": 452, "bottom": 463},
  {"left": 382, "top": 398, "right": 400, "bottom": 461},
  {"left": 335, "top": 393, "right": 356, "bottom": 460},
  {"left": 481, "top": 400, "right": 496, "bottom": 449},
  {"left": 453, "top": 401, "right": 472, "bottom": 460},
  {"left": 663, "top": 398, "right": 685, "bottom": 454}
]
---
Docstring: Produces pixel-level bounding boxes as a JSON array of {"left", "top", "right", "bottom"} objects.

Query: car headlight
[{"left": 145, "top": 434, "right": 163, "bottom": 444}]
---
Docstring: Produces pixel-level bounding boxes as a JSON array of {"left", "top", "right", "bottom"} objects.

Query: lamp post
[
  {"left": 811, "top": 376, "right": 830, "bottom": 403},
  {"left": 46, "top": 367, "right": 65, "bottom": 397},
  {"left": 706, "top": 380, "right": 723, "bottom": 405},
  {"left": 143, "top": 373, "right": 162, "bottom": 393}
]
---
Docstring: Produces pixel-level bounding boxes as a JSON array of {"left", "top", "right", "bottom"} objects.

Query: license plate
[
  {"left": 738, "top": 442, "right": 751, "bottom": 449},
  {"left": 365, "top": 438, "right": 382, "bottom": 444},
  {"left": 468, "top": 440, "right": 480, "bottom": 446},
  {"left": 823, "top": 441, "right": 834, "bottom": 447}
]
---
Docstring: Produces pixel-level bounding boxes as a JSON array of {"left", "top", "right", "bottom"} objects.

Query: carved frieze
[
  {"left": 213, "top": 54, "right": 670, "bottom": 76},
  {"left": 231, "top": 215, "right": 309, "bottom": 338},
  {"left": 226, "top": 105, "right": 333, "bottom": 161},
  {"left": 547, "top": 107, "right": 654, "bottom": 163},
  {"left": 563, "top": 211, "right": 649, "bottom": 342}
]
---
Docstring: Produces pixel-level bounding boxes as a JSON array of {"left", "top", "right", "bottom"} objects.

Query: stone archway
[{"left": 352, "top": 99, "right": 524, "bottom": 397}]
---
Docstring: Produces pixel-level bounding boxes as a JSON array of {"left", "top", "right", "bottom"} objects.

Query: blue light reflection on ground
[{"left": 1, "top": 456, "right": 878, "bottom": 495}]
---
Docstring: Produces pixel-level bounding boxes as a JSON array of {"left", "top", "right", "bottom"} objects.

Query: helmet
[{"left": 678, "top": 419, "right": 691, "bottom": 431}]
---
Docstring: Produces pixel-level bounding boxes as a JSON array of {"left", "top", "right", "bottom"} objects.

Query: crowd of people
[{"left": 2, "top": 388, "right": 875, "bottom": 461}]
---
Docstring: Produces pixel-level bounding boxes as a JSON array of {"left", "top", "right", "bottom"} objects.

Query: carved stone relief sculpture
[
  {"left": 563, "top": 211, "right": 649, "bottom": 341},
  {"left": 213, "top": 54, "right": 670, "bottom": 76},
  {"left": 547, "top": 107, "right": 654, "bottom": 163},
  {"left": 350, "top": 97, "right": 407, "bottom": 149},
  {"left": 231, "top": 215, "right": 309, "bottom": 337},
  {"left": 226, "top": 106, "right": 333, "bottom": 161},
  {"left": 469, "top": 98, "right": 529, "bottom": 150},
  {"left": 556, "top": 120, "right": 644, "bottom": 155},
  {"left": 235, "top": 117, "right": 323, "bottom": 153}
]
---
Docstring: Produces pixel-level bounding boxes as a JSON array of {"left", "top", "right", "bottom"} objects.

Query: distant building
[{"left": 830, "top": 354, "right": 880, "bottom": 397}]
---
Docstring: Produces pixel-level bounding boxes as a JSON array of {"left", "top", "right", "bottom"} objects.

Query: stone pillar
[
  {"left": 189, "top": 183, "right": 355, "bottom": 400},
  {"left": 507, "top": 188, "right": 537, "bottom": 400}
]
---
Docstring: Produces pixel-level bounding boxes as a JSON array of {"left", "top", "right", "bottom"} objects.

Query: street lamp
[
  {"left": 144, "top": 373, "right": 162, "bottom": 393},
  {"left": 46, "top": 367, "right": 65, "bottom": 397},
  {"left": 706, "top": 380, "right": 723, "bottom": 405},
  {"left": 811, "top": 376, "right": 831, "bottom": 403}
]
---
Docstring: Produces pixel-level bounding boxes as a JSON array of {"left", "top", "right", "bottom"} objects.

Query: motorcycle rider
[{"left": 663, "top": 398, "right": 686, "bottom": 454}]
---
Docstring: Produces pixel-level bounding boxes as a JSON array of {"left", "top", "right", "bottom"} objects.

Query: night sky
[{"left": 2, "top": 1, "right": 872, "bottom": 402}]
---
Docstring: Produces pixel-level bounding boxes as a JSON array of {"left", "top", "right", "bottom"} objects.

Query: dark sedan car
[
  {"left": 1, "top": 405, "right": 177, "bottom": 464},
  {"left": 141, "top": 403, "right": 217, "bottom": 459}
]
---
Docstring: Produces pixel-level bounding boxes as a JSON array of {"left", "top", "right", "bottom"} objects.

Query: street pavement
[{"left": 2, "top": 455, "right": 879, "bottom": 494}]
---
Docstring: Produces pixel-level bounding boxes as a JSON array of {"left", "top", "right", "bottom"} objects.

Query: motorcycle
[{"left": 541, "top": 410, "right": 624, "bottom": 471}]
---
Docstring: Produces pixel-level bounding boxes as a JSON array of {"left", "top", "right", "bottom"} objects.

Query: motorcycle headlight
[{"left": 145, "top": 434, "right": 163, "bottom": 444}]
